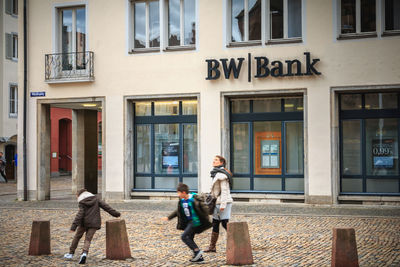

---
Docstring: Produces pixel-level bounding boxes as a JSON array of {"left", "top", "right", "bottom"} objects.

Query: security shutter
[
  {"left": 5, "top": 0, "right": 12, "bottom": 14},
  {"left": 5, "top": 33, "right": 13, "bottom": 59}
]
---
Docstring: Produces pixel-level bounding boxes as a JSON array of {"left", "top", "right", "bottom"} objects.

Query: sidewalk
[{"left": 0, "top": 179, "right": 399, "bottom": 266}]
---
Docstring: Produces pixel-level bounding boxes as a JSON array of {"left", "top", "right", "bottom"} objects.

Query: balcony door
[{"left": 59, "top": 7, "right": 86, "bottom": 72}]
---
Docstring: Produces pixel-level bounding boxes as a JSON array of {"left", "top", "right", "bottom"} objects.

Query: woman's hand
[{"left": 161, "top": 217, "right": 169, "bottom": 221}]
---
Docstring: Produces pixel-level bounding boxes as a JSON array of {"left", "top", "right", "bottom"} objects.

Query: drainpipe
[{"left": 23, "top": 0, "right": 28, "bottom": 201}]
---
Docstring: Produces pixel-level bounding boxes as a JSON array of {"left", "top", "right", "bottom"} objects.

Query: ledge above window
[
  {"left": 227, "top": 40, "right": 262, "bottom": 48},
  {"left": 337, "top": 32, "right": 377, "bottom": 40}
]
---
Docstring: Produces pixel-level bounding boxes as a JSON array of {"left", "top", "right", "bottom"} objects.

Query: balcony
[{"left": 45, "top": 51, "right": 94, "bottom": 83}]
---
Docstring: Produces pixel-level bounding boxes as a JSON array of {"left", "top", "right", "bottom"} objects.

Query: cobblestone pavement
[{"left": 1, "top": 180, "right": 400, "bottom": 266}]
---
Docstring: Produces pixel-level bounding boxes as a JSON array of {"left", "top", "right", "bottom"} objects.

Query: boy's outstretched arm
[
  {"left": 71, "top": 204, "right": 85, "bottom": 231},
  {"left": 98, "top": 199, "right": 121, "bottom": 217}
]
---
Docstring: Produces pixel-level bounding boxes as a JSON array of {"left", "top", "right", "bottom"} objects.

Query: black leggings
[{"left": 212, "top": 219, "right": 229, "bottom": 233}]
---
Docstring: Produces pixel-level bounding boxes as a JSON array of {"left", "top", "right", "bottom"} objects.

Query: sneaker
[
  {"left": 79, "top": 253, "right": 87, "bottom": 264},
  {"left": 190, "top": 255, "right": 204, "bottom": 263},
  {"left": 190, "top": 250, "right": 204, "bottom": 262},
  {"left": 63, "top": 253, "right": 73, "bottom": 259}
]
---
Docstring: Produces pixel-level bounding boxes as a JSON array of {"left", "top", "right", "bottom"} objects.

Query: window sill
[
  {"left": 382, "top": 30, "right": 400, "bottom": 37},
  {"left": 337, "top": 32, "right": 377, "bottom": 40},
  {"left": 6, "top": 58, "right": 18, "bottom": 62},
  {"left": 129, "top": 47, "right": 160, "bottom": 54},
  {"left": 45, "top": 77, "right": 95, "bottom": 84},
  {"left": 9, "top": 114, "right": 18, "bottom": 119},
  {"left": 164, "top": 45, "right": 196, "bottom": 52},
  {"left": 227, "top": 40, "right": 262, "bottom": 48},
  {"left": 266, "top": 37, "right": 303, "bottom": 45}
]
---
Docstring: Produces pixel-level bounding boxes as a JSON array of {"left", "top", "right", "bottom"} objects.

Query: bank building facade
[{"left": 17, "top": 0, "right": 400, "bottom": 205}]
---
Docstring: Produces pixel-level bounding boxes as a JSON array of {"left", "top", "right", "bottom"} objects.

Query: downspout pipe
[{"left": 23, "top": 0, "right": 28, "bottom": 201}]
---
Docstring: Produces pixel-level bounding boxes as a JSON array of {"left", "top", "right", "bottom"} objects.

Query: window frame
[
  {"left": 9, "top": 84, "right": 18, "bottom": 118},
  {"left": 229, "top": 96, "right": 304, "bottom": 193},
  {"left": 339, "top": 92, "right": 400, "bottom": 195},
  {"left": 381, "top": 0, "right": 400, "bottom": 37},
  {"left": 5, "top": 0, "right": 18, "bottom": 16},
  {"left": 226, "top": 0, "right": 303, "bottom": 48},
  {"left": 5, "top": 33, "right": 18, "bottom": 61}
]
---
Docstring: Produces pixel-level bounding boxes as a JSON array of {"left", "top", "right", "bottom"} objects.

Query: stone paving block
[
  {"left": 226, "top": 222, "right": 254, "bottom": 265},
  {"left": 28, "top": 220, "right": 50, "bottom": 255},
  {"left": 106, "top": 219, "right": 131, "bottom": 260},
  {"left": 331, "top": 228, "right": 359, "bottom": 267}
]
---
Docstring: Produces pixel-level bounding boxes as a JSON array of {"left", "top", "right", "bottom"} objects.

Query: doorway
[{"left": 58, "top": 118, "right": 72, "bottom": 175}]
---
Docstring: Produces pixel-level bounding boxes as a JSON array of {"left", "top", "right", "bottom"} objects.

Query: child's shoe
[
  {"left": 63, "top": 253, "right": 73, "bottom": 259},
  {"left": 78, "top": 252, "right": 87, "bottom": 264},
  {"left": 190, "top": 250, "right": 204, "bottom": 262}
]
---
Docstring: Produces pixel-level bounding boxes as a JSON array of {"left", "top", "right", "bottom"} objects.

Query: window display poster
[
  {"left": 261, "top": 140, "right": 280, "bottom": 169},
  {"left": 372, "top": 139, "right": 394, "bottom": 169},
  {"left": 162, "top": 142, "right": 179, "bottom": 168}
]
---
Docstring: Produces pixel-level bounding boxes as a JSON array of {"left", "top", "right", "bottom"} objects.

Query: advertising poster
[
  {"left": 372, "top": 139, "right": 394, "bottom": 169},
  {"left": 162, "top": 142, "right": 179, "bottom": 169}
]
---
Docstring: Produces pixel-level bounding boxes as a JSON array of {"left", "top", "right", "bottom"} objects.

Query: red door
[{"left": 59, "top": 119, "right": 72, "bottom": 173}]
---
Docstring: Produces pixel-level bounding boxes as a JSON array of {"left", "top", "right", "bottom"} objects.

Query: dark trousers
[
  {"left": 69, "top": 226, "right": 97, "bottom": 254},
  {"left": 0, "top": 169, "right": 7, "bottom": 183},
  {"left": 181, "top": 221, "right": 199, "bottom": 251}
]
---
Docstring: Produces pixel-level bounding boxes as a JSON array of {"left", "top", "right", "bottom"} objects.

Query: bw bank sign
[{"left": 205, "top": 52, "right": 321, "bottom": 82}]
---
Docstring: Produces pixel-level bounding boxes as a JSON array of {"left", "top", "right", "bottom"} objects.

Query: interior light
[
  {"left": 82, "top": 103, "right": 97, "bottom": 107},
  {"left": 284, "top": 104, "right": 294, "bottom": 108}
]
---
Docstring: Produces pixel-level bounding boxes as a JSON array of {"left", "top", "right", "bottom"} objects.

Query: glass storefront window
[
  {"left": 253, "top": 98, "right": 281, "bottom": 112},
  {"left": 182, "top": 100, "right": 197, "bottom": 115},
  {"left": 342, "top": 120, "right": 361, "bottom": 175},
  {"left": 155, "top": 124, "right": 179, "bottom": 174},
  {"left": 183, "top": 124, "right": 197, "bottom": 174},
  {"left": 341, "top": 94, "right": 362, "bottom": 110},
  {"left": 285, "top": 122, "right": 303, "bottom": 174},
  {"left": 232, "top": 177, "right": 250, "bottom": 190},
  {"left": 135, "top": 176, "right": 152, "bottom": 189},
  {"left": 135, "top": 102, "right": 152, "bottom": 116},
  {"left": 136, "top": 125, "right": 151, "bottom": 173},
  {"left": 365, "top": 118, "right": 398, "bottom": 176},
  {"left": 254, "top": 121, "right": 281, "bottom": 175},
  {"left": 365, "top": 93, "right": 398, "bottom": 110},
  {"left": 154, "top": 101, "right": 179, "bottom": 115},
  {"left": 232, "top": 100, "right": 250, "bottom": 113},
  {"left": 342, "top": 179, "right": 363, "bottom": 192},
  {"left": 232, "top": 123, "right": 250, "bottom": 173},
  {"left": 284, "top": 97, "right": 303, "bottom": 112}
]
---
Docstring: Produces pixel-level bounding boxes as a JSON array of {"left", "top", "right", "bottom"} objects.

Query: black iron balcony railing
[{"left": 45, "top": 51, "right": 94, "bottom": 82}]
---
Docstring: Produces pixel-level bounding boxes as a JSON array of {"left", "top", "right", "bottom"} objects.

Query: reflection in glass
[
  {"left": 361, "top": 0, "right": 376, "bottom": 32},
  {"left": 233, "top": 123, "right": 249, "bottom": 173},
  {"left": 232, "top": 0, "right": 244, "bottom": 42},
  {"left": 184, "top": 124, "right": 198, "bottom": 174},
  {"left": 184, "top": 0, "right": 196, "bottom": 45},
  {"left": 154, "top": 101, "right": 179, "bottom": 115},
  {"left": 182, "top": 100, "right": 197, "bottom": 115},
  {"left": 169, "top": 0, "right": 181, "bottom": 46},
  {"left": 149, "top": 1, "right": 160, "bottom": 47},
  {"left": 341, "top": 94, "right": 362, "bottom": 110},
  {"left": 135, "top": 102, "right": 152, "bottom": 116},
  {"left": 253, "top": 98, "right": 281, "bottom": 112},
  {"left": 342, "top": 120, "right": 361, "bottom": 175},
  {"left": 385, "top": 0, "right": 400, "bottom": 31},
  {"left": 366, "top": 118, "right": 398, "bottom": 176},
  {"left": 341, "top": 0, "right": 356, "bottom": 34},
  {"left": 286, "top": 122, "right": 303, "bottom": 174},
  {"left": 136, "top": 125, "right": 151, "bottom": 173},
  {"left": 155, "top": 124, "right": 179, "bottom": 174},
  {"left": 76, "top": 8, "right": 86, "bottom": 69},
  {"left": 284, "top": 97, "right": 303, "bottom": 112},
  {"left": 231, "top": 100, "right": 250, "bottom": 113},
  {"left": 134, "top": 3, "right": 146, "bottom": 48},
  {"left": 248, "top": 0, "right": 261, "bottom": 40},
  {"left": 62, "top": 9, "right": 73, "bottom": 70},
  {"left": 365, "top": 93, "right": 397, "bottom": 110},
  {"left": 288, "top": 0, "right": 302, "bottom": 38},
  {"left": 270, "top": 0, "right": 283, "bottom": 39}
]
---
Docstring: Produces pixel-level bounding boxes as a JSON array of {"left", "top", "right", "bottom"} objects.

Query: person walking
[
  {"left": 63, "top": 188, "right": 121, "bottom": 264},
  {"left": 162, "top": 183, "right": 212, "bottom": 263},
  {"left": 204, "top": 155, "right": 233, "bottom": 253},
  {"left": 0, "top": 152, "right": 8, "bottom": 183}
]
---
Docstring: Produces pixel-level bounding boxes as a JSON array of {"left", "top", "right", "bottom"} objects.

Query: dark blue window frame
[
  {"left": 230, "top": 98, "right": 304, "bottom": 194},
  {"left": 133, "top": 101, "right": 197, "bottom": 192},
  {"left": 339, "top": 92, "right": 400, "bottom": 196}
]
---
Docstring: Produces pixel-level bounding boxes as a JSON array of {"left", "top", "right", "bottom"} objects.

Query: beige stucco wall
[{"left": 18, "top": 0, "right": 400, "bottom": 201}]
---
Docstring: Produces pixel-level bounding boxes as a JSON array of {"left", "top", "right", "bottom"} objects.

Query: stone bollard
[
  {"left": 28, "top": 220, "right": 51, "bottom": 255},
  {"left": 106, "top": 219, "right": 131, "bottom": 260},
  {"left": 331, "top": 228, "right": 359, "bottom": 267},
  {"left": 226, "top": 222, "right": 254, "bottom": 265}
]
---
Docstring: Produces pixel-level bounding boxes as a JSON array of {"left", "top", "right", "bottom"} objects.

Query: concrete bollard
[
  {"left": 226, "top": 222, "right": 254, "bottom": 265},
  {"left": 28, "top": 220, "right": 51, "bottom": 255},
  {"left": 106, "top": 219, "right": 131, "bottom": 260},
  {"left": 331, "top": 228, "right": 359, "bottom": 267}
]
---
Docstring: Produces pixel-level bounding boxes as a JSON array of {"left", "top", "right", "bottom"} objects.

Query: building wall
[{"left": 18, "top": 0, "right": 400, "bottom": 201}]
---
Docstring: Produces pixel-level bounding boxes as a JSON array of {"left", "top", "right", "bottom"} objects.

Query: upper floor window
[
  {"left": 130, "top": 0, "right": 197, "bottom": 53},
  {"left": 228, "top": 0, "right": 302, "bottom": 47},
  {"left": 383, "top": 0, "right": 400, "bottom": 34},
  {"left": 9, "top": 84, "right": 18, "bottom": 118},
  {"left": 5, "top": 33, "right": 18, "bottom": 60},
  {"left": 5, "top": 0, "right": 18, "bottom": 16}
]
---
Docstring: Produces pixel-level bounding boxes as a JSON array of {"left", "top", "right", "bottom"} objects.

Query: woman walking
[{"left": 204, "top": 155, "right": 233, "bottom": 253}]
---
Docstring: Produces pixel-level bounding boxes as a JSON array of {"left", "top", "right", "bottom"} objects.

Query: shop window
[
  {"left": 9, "top": 84, "right": 18, "bottom": 118},
  {"left": 230, "top": 96, "right": 304, "bottom": 192},
  {"left": 339, "top": 92, "right": 400, "bottom": 195},
  {"left": 134, "top": 100, "right": 197, "bottom": 191},
  {"left": 228, "top": 0, "right": 302, "bottom": 47}
]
